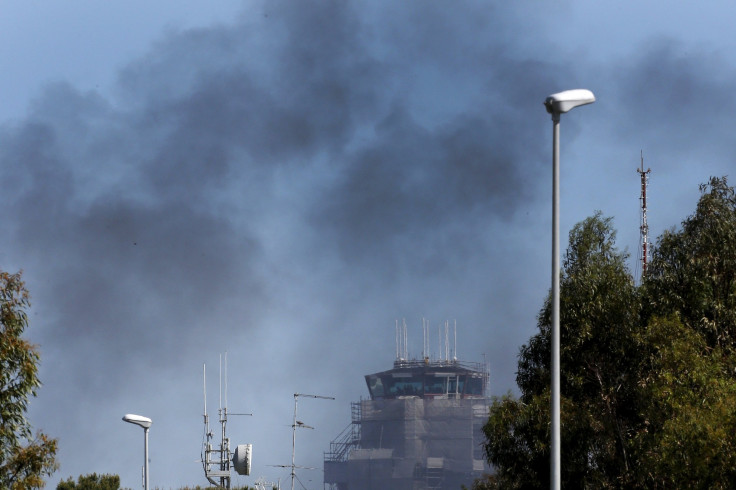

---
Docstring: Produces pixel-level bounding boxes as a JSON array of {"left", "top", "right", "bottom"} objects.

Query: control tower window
[
  {"left": 457, "top": 375, "right": 465, "bottom": 395},
  {"left": 465, "top": 376, "right": 483, "bottom": 396},
  {"left": 367, "top": 375, "right": 384, "bottom": 398},
  {"left": 424, "top": 376, "right": 446, "bottom": 395},
  {"left": 385, "top": 375, "right": 423, "bottom": 397}
]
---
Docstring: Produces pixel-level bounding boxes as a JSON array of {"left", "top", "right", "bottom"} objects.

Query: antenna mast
[
  {"left": 453, "top": 320, "right": 457, "bottom": 361},
  {"left": 422, "top": 318, "right": 429, "bottom": 361},
  {"left": 637, "top": 151, "right": 651, "bottom": 279},
  {"left": 202, "top": 355, "right": 253, "bottom": 488},
  {"left": 290, "top": 393, "right": 335, "bottom": 490}
]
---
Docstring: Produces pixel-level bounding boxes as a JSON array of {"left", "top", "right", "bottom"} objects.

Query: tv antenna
[
  {"left": 201, "top": 353, "right": 253, "bottom": 488},
  {"left": 282, "top": 393, "right": 335, "bottom": 490}
]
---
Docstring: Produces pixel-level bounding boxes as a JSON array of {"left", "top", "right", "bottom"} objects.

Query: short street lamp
[
  {"left": 544, "top": 89, "right": 595, "bottom": 490},
  {"left": 123, "top": 413, "right": 152, "bottom": 490}
]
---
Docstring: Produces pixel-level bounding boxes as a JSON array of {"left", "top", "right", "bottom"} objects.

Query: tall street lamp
[
  {"left": 543, "top": 89, "right": 595, "bottom": 490},
  {"left": 123, "top": 413, "right": 152, "bottom": 490}
]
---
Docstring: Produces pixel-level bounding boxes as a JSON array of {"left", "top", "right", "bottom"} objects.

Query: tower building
[{"left": 324, "top": 323, "right": 491, "bottom": 490}]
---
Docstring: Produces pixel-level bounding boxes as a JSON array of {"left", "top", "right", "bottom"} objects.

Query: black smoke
[{"left": 1, "top": 1, "right": 733, "bottom": 487}]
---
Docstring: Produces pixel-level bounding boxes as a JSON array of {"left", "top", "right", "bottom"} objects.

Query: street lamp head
[
  {"left": 544, "top": 89, "right": 595, "bottom": 115},
  {"left": 123, "top": 413, "right": 152, "bottom": 429}
]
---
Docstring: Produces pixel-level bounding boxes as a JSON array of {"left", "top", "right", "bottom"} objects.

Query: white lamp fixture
[
  {"left": 544, "top": 88, "right": 595, "bottom": 490},
  {"left": 544, "top": 89, "right": 595, "bottom": 115},
  {"left": 123, "top": 413, "right": 152, "bottom": 429},
  {"left": 123, "top": 414, "right": 152, "bottom": 490}
]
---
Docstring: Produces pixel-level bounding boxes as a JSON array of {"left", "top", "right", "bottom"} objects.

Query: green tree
[
  {"left": 0, "top": 270, "right": 58, "bottom": 488},
  {"left": 56, "top": 473, "right": 120, "bottom": 490},
  {"left": 480, "top": 177, "right": 736, "bottom": 488},
  {"left": 632, "top": 176, "right": 736, "bottom": 487},
  {"left": 631, "top": 316, "right": 736, "bottom": 487},
  {"left": 643, "top": 176, "right": 736, "bottom": 354},
  {"left": 484, "top": 213, "right": 640, "bottom": 488}
]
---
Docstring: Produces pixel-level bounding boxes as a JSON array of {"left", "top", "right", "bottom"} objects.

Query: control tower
[{"left": 324, "top": 323, "right": 491, "bottom": 490}]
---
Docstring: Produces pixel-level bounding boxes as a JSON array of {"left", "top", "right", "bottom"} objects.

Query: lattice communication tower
[{"left": 637, "top": 152, "right": 651, "bottom": 279}]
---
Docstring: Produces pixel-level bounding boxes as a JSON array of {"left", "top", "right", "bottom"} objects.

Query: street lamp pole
[
  {"left": 551, "top": 109, "right": 562, "bottom": 490},
  {"left": 123, "top": 414, "right": 153, "bottom": 490},
  {"left": 544, "top": 89, "right": 595, "bottom": 490},
  {"left": 143, "top": 426, "right": 149, "bottom": 490}
]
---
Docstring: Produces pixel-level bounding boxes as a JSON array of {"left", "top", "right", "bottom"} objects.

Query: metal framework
[
  {"left": 290, "top": 393, "right": 334, "bottom": 490},
  {"left": 201, "top": 356, "right": 252, "bottom": 488},
  {"left": 637, "top": 152, "right": 651, "bottom": 279}
]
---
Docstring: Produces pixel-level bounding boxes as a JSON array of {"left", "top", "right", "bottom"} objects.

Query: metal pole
[
  {"left": 551, "top": 112, "right": 561, "bottom": 490},
  {"left": 545, "top": 88, "right": 594, "bottom": 490},
  {"left": 291, "top": 395, "right": 298, "bottom": 490},
  {"left": 289, "top": 393, "right": 334, "bottom": 490},
  {"left": 143, "top": 427, "right": 150, "bottom": 490}
]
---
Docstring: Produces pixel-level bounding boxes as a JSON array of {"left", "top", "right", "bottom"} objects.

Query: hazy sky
[{"left": 3, "top": 1, "right": 736, "bottom": 488}]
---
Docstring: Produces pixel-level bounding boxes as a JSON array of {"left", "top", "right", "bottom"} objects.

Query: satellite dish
[{"left": 233, "top": 444, "right": 252, "bottom": 476}]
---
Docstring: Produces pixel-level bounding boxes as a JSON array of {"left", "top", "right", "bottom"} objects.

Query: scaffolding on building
[{"left": 324, "top": 322, "right": 491, "bottom": 490}]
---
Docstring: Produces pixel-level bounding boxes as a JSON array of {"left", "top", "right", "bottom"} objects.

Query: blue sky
[{"left": 2, "top": 1, "right": 736, "bottom": 488}]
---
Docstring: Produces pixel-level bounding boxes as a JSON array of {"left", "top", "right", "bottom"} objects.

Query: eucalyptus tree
[
  {"left": 0, "top": 270, "right": 58, "bottom": 488},
  {"left": 485, "top": 213, "right": 640, "bottom": 488},
  {"left": 634, "top": 176, "right": 736, "bottom": 487},
  {"left": 481, "top": 178, "right": 736, "bottom": 488}
]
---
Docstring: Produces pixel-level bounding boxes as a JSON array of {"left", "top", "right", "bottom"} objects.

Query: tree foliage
[
  {"left": 56, "top": 473, "right": 120, "bottom": 490},
  {"left": 632, "top": 316, "right": 736, "bottom": 488},
  {"left": 0, "top": 270, "right": 58, "bottom": 488},
  {"left": 644, "top": 176, "right": 736, "bottom": 353},
  {"left": 55, "top": 476, "right": 258, "bottom": 490},
  {"left": 481, "top": 177, "right": 736, "bottom": 488}
]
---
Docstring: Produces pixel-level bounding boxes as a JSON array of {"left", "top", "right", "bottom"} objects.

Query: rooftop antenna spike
[
  {"left": 429, "top": 318, "right": 433, "bottom": 360},
  {"left": 224, "top": 352, "right": 228, "bottom": 411},
  {"left": 438, "top": 324, "right": 441, "bottom": 362},
  {"left": 395, "top": 320, "right": 399, "bottom": 360},
  {"left": 423, "top": 317, "right": 430, "bottom": 361},
  {"left": 398, "top": 319, "right": 402, "bottom": 360},
  {"left": 453, "top": 320, "right": 457, "bottom": 361},
  {"left": 421, "top": 318, "right": 425, "bottom": 359},
  {"left": 445, "top": 321, "right": 450, "bottom": 361},
  {"left": 428, "top": 318, "right": 431, "bottom": 361},
  {"left": 406, "top": 319, "right": 409, "bottom": 360},
  {"left": 442, "top": 321, "right": 445, "bottom": 361},
  {"left": 401, "top": 318, "right": 409, "bottom": 359},
  {"left": 426, "top": 318, "right": 429, "bottom": 360},
  {"left": 203, "top": 364, "right": 209, "bottom": 434},
  {"left": 403, "top": 319, "right": 408, "bottom": 360}
]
